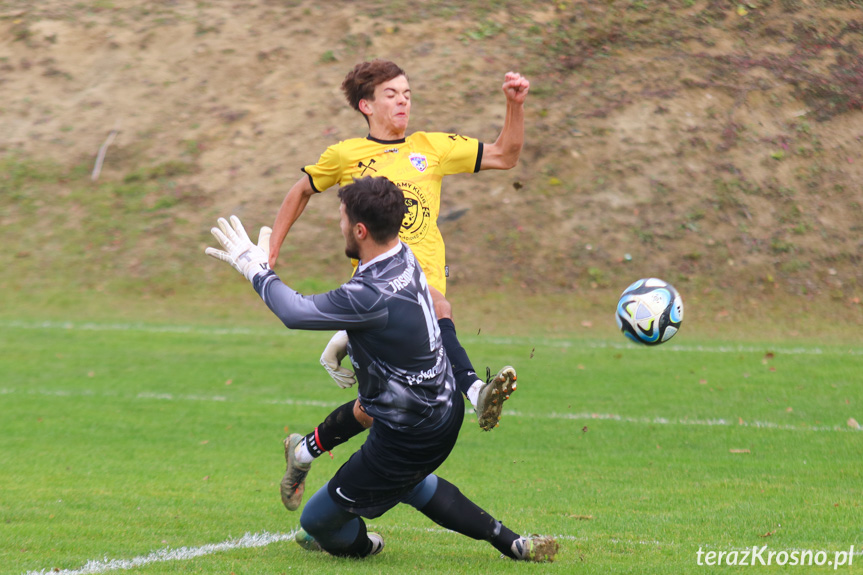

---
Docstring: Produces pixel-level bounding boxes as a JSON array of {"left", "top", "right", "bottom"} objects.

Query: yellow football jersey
[{"left": 303, "top": 131, "right": 482, "bottom": 295}]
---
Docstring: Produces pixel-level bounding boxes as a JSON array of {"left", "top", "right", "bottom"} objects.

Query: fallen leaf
[
  {"left": 200, "top": 440, "right": 209, "bottom": 445},
  {"left": 203, "top": 475, "right": 210, "bottom": 481},
  {"left": 225, "top": 379, "right": 232, "bottom": 386},
  {"left": 786, "top": 407, "right": 793, "bottom": 413},
  {"left": 759, "top": 530, "right": 774, "bottom": 538},
  {"left": 848, "top": 418, "right": 860, "bottom": 430},
  {"left": 729, "top": 448, "right": 750, "bottom": 454}
]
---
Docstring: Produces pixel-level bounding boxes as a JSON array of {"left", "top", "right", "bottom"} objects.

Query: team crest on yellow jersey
[
  {"left": 396, "top": 180, "right": 431, "bottom": 244},
  {"left": 409, "top": 153, "right": 428, "bottom": 173}
]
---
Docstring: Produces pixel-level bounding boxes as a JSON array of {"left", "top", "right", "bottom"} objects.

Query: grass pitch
[{"left": 2, "top": 319, "right": 861, "bottom": 574}]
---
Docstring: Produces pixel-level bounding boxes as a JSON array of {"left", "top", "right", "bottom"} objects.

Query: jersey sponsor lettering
[
  {"left": 387, "top": 248, "right": 416, "bottom": 293},
  {"left": 405, "top": 346, "right": 445, "bottom": 386}
]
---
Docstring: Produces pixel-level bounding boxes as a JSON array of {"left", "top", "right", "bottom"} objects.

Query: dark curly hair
[
  {"left": 341, "top": 59, "right": 407, "bottom": 114},
  {"left": 338, "top": 177, "right": 405, "bottom": 244}
]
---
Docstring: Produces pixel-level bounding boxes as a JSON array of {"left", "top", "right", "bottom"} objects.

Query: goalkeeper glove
[
  {"left": 206, "top": 215, "right": 272, "bottom": 282},
  {"left": 320, "top": 330, "right": 356, "bottom": 389}
]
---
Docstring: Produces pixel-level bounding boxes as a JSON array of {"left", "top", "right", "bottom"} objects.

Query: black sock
[
  {"left": 418, "top": 477, "right": 520, "bottom": 557},
  {"left": 438, "top": 318, "right": 479, "bottom": 397},
  {"left": 305, "top": 399, "right": 367, "bottom": 456},
  {"left": 327, "top": 517, "right": 373, "bottom": 558}
]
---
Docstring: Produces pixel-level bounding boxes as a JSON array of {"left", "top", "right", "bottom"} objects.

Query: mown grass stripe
[
  {"left": 3, "top": 319, "right": 861, "bottom": 356},
  {"left": 3, "top": 387, "right": 859, "bottom": 433}
]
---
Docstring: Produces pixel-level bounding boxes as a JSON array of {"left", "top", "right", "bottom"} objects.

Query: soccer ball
[{"left": 615, "top": 278, "right": 684, "bottom": 345}]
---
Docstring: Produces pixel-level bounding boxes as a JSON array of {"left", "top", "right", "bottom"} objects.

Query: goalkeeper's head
[{"left": 338, "top": 177, "right": 405, "bottom": 258}]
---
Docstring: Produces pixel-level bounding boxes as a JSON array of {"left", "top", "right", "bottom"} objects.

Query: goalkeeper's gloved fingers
[
  {"left": 257, "top": 226, "right": 272, "bottom": 257},
  {"left": 206, "top": 216, "right": 269, "bottom": 282},
  {"left": 320, "top": 357, "right": 356, "bottom": 389},
  {"left": 226, "top": 215, "right": 253, "bottom": 245},
  {"left": 205, "top": 246, "right": 243, "bottom": 274}
]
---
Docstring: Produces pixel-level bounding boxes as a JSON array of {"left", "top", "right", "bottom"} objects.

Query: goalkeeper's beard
[{"left": 344, "top": 236, "right": 360, "bottom": 260}]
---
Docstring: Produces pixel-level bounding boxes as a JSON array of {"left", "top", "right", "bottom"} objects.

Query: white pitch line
[
  {"left": 22, "top": 530, "right": 298, "bottom": 575},
  {"left": 3, "top": 386, "right": 860, "bottom": 433},
  {"left": 18, "top": 527, "right": 589, "bottom": 575},
  {"left": 2, "top": 320, "right": 861, "bottom": 356},
  {"left": 22, "top": 523, "right": 862, "bottom": 575},
  {"left": 19, "top": 525, "right": 654, "bottom": 575},
  {"left": 510, "top": 410, "right": 863, "bottom": 433}
]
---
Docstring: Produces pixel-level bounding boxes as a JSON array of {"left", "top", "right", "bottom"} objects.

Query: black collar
[{"left": 367, "top": 134, "right": 406, "bottom": 145}]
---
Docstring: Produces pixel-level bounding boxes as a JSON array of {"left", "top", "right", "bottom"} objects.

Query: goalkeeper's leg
[
  {"left": 282, "top": 399, "right": 370, "bottom": 511},
  {"left": 431, "top": 288, "right": 517, "bottom": 431},
  {"left": 403, "top": 475, "right": 558, "bottom": 562}
]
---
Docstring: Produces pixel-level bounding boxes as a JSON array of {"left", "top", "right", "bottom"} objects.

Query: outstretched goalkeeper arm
[{"left": 205, "top": 214, "right": 386, "bottom": 334}]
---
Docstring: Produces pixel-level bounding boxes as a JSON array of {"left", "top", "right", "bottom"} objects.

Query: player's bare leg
[
  {"left": 430, "top": 286, "right": 517, "bottom": 430},
  {"left": 353, "top": 398, "right": 374, "bottom": 429}
]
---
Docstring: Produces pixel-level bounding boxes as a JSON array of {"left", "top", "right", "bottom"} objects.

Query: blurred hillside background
[{"left": 2, "top": 0, "right": 862, "bottom": 339}]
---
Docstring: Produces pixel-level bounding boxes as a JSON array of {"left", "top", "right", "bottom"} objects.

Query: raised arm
[
  {"left": 480, "top": 72, "right": 530, "bottom": 171},
  {"left": 269, "top": 174, "right": 316, "bottom": 268}
]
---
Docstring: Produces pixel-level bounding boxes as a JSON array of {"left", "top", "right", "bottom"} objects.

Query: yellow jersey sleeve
[
  {"left": 302, "top": 143, "right": 347, "bottom": 193},
  {"left": 423, "top": 132, "right": 483, "bottom": 176}
]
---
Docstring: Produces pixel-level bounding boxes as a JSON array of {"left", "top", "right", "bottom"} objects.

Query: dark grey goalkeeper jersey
[{"left": 253, "top": 242, "right": 457, "bottom": 432}]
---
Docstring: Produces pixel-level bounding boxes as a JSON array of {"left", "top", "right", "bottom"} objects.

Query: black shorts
[{"left": 327, "top": 398, "right": 465, "bottom": 518}]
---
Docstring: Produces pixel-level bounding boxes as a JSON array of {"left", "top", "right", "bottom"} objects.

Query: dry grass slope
[{"left": 2, "top": 0, "right": 862, "bottom": 331}]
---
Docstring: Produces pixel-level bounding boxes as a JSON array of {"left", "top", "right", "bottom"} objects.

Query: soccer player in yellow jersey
[{"left": 270, "top": 60, "right": 530, "bottom": 511}]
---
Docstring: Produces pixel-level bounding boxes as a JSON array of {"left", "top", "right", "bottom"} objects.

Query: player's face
[
  {"left": 364, "top": 75, "right": 411, "bottom": 138},
  {"left": 340, "top": 203, "right": 360, "bottom": 260}
]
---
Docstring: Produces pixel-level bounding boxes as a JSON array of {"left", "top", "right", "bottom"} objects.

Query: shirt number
[{"left": 417, "top": 272, "right": 440, "bottom": 352}]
